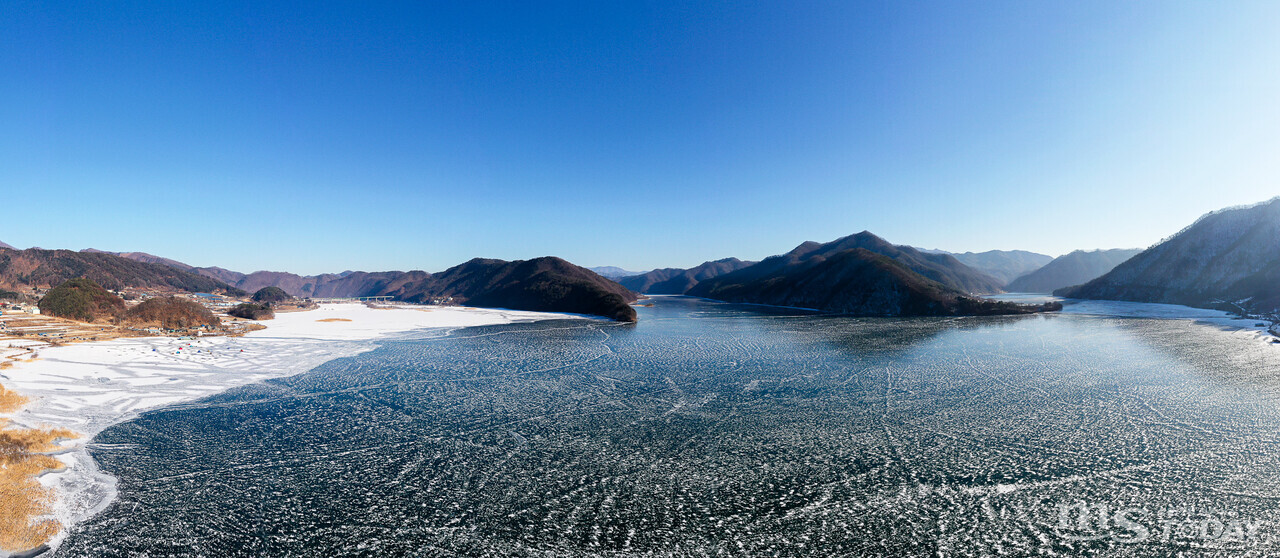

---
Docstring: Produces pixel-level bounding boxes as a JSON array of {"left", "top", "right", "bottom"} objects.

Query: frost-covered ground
[{"left": 0, "top": 303, "right": 584, "bottom": 553}]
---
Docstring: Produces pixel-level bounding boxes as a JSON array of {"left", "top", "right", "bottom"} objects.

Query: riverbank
[{"left": 0, "top": 303, "right": 587, "bottom": 555}]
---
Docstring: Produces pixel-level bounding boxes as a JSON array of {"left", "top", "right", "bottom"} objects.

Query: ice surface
[{"left": 47, "top": 297, "right": 1280, "bottom": 557}]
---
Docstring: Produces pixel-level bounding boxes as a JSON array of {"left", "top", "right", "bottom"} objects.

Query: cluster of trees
[
  {"left": 36, "top": 278, "right": 126, "bottom": 322},
  {"left": 951, "top": 297, "right": 1064, "bottom": 316},
  {"left": 219, "top": 287, "right": 292, "bottom": 321},
  {"left": 37, "top": 278, "right": 225, "bottom": 330},
  {"left": 124, "top": 296, "right": 220, "bottom": 329},
  {"left": 251, "top": 286, "right": 290, "bottom": 304},
  {"left": 228, "top": 303, "right": 275, "bottom": 320}
]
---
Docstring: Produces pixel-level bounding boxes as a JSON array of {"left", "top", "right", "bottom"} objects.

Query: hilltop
[
  {"left": 37, "top": 278, "right": 126, "bottom": 323},
  {"left": 399, "top": 257, "right": 639, "bottom": 322}
]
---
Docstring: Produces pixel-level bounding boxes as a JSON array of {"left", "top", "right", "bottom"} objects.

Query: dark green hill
[
  {"left": 228, "top": 303, "right": 275, "bottom": 320},
  {"left": 252, "top": 286, "right": 291, "bottom": 303},
  {"left": 37, "top": 278, "right": 126, "bottom": 322}
]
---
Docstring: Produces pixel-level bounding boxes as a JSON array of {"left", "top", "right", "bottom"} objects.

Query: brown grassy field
[
  {"left": 0, "top": 420, "right": 75, "bottom": 551},
  {"left": 0, "top": 385, "right": 27, "bottom": 413}
]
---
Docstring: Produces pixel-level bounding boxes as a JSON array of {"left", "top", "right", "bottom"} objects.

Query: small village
[{"left": 0, "top": 287, "right": 291, "bottom": 361}]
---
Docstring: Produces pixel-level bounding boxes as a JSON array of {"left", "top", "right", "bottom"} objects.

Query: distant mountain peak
[
  {"left": 617, "top": 258, "right": 757, "bottom": 294},
  {"left": 917, "top": 249, "right": 1055, "bottom": 285},
  {"left": 589, "top": 266, "right": 649, "bottom": 279},
  {"left": 1007, "top": 249, "right": 1140, "bottom": 294}
]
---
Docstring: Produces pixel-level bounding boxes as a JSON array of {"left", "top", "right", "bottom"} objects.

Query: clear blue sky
[{"left": 4, "top": 1, "right": 1279, "bottom": 274}]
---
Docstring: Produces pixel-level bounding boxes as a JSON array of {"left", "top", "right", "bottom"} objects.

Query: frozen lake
[{"left": 55, "top": 297, "right": 1280, "bottom": 556}]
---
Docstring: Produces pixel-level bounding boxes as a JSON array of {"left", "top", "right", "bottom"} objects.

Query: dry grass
[
  {"left": 0, "top": 386, "right": 27, "bottom": 413},
  {"left": 0, "top": 421, "right": 76, "bottom": 551},
  {"left": 316, "top": 318, "right": 352, "bottom": 323}
]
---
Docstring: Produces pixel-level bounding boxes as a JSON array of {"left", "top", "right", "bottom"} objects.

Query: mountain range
[
  {"left": 617, "top": 258, "right": 756, "bottom": 294},
  {"left": 1005, "top": 249, "right": 1142, "bottom": 294},
  {"left": 755, "top": 231, "right": 1007, "bottom": 294},
  {"left": 687, "top": 232, "right": 1055, "bottom": 317},
  {"left": 11, "top": 195, "right": 1278, "bottom": 322},
  {"left": 0, "top": 248, "right": 243, "bottom": 295},
  {"left": 587, "top": 266, "right": 648, "bottom": 280},
  {"left": 938, "top": 250, "right": 1054, "bottom": 284},
  {"left": 0, "top": 247, "right": 639, "bottom": 321},
  {"left": 1059, "top": 198, "right": 1280, "bottom": 314}
]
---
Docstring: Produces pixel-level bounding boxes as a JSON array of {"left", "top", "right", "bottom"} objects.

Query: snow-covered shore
[{"left": 0, "top": 303, "right": 585, "bottom": 553}]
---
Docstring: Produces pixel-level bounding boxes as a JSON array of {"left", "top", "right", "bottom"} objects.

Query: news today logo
[{"left": 1054, "top": 502, "right": 1271, "bottom": 546}]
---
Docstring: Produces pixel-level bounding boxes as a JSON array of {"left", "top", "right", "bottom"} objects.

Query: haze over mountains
[
  {"left": 1059, "top": 197, "right": 1280, "bottom": 314},
  {"left": 1006, "top": 249, "right": 1142, "bottom": 294},
  {"left": 587, "top": 266, "right": 648, "bottom": 280},
  {"left": 933, "top": 250, "right": 1054, "bottom": 284}
]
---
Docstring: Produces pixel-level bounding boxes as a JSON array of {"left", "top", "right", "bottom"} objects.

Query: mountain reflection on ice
[{"left": 57, "top": 297, "right": 1280, "bottom": 557}]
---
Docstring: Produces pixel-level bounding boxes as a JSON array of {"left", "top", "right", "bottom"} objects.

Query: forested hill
[
  {"left": 0, "top": 247, "right": 243, "bottom": 295},
  {"left": 688, "top": 247, "right": 1057, "bottom": 317},
  {"left": 398, "top": 257, "right": 640, "bottom": 322}
]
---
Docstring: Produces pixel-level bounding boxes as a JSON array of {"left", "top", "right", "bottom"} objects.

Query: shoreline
[{"left": 0, "top": 303, "right": 590, "bottom": 555}]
